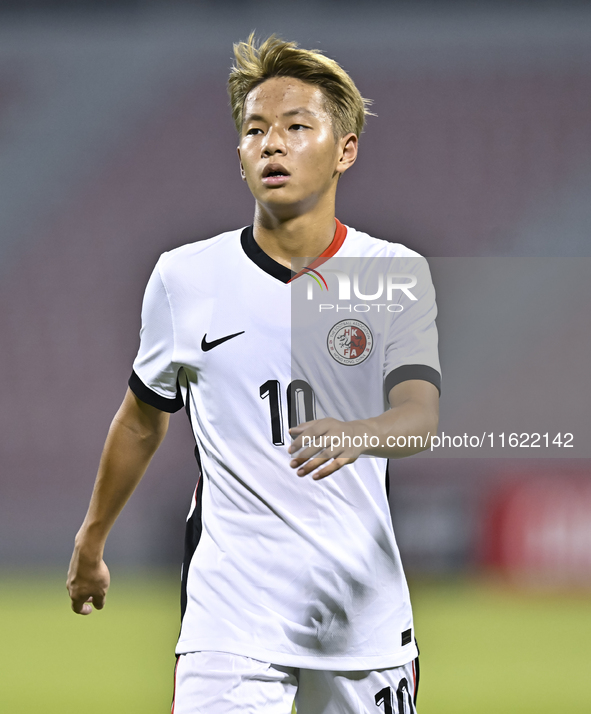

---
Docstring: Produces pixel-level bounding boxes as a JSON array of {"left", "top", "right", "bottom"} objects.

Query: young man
[{"left": 67, "top": 36, "right": 440, "bottom": 713}]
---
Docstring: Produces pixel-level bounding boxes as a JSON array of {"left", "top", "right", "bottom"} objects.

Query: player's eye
[
  {"left": 289, "top": 124, "right": 307, "bottom": 131},
  {"left": 245, "top": 127, "right": 263, "bottom": 136}
]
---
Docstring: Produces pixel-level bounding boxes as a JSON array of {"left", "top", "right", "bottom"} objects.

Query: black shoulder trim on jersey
[
  {"left": 384, "top": 364, "right": 441, "bottom": 398},
  {"left": 241, "top": 225, "right": 295, "bottom": 284},
  {"left": 128, "top": 370, "right": 184, "bottom": 413}
]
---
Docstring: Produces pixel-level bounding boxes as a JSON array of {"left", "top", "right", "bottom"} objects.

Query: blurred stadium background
[{"left": 1, "top": 0, "right": 590, "bottom": 711}]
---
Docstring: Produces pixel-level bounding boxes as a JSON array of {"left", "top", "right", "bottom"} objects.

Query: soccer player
[{"left": 67, "top": 35, "right": 440, "bottom": 713}]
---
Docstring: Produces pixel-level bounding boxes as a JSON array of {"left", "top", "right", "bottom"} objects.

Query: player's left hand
[{"left": 288, "top": 417, "right": 375, "bottom": 480}]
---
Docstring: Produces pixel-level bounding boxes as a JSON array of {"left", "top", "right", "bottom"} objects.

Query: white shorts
[{"left": 172, "top": 651, "right": 419, "bottom": 714}]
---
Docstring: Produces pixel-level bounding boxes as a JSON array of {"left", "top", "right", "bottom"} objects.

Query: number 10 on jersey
[{"left": 259, "top": 379, "right": 316, "bottom": 446}]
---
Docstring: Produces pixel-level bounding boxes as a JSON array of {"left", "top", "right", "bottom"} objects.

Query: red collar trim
[
  {"left": 288, "top": 219, "right": 347, "bottom": 284},
  {"left": 320, "top": 218, "right": 347, "bottom": 258}
]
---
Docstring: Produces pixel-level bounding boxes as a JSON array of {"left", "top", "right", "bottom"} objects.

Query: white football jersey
[{"left": 130, "top": 221, "right": 440, "bottom": 670}]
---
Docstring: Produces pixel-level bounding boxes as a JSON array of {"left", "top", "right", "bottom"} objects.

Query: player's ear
[
  {"left": 236, "top": 147, "right": 247, "bottom": 181},
  {"left": 335, "top": 133, "right": 358, "bottom": 176}
]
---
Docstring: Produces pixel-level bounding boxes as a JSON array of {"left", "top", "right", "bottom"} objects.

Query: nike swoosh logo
[{"left": 201, "top": 331, "right": 245, "bottom": 352}]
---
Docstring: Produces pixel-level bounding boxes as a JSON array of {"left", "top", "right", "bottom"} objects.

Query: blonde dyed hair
[{"left": 228, "top": 34, "right": 373, "bottom": 138}]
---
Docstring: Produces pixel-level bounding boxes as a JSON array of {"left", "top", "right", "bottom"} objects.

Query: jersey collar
[{"left": 240, "top": 219, "right": 348, "bottom": 284}]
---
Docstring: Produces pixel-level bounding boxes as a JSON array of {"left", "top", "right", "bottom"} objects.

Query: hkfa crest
[{"left": 327, "top": 319, "right": 373, "bottom": 366}]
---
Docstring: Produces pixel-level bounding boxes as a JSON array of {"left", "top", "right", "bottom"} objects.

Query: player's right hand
[{"left": 66, "top": 545, "right": 110, "bottom": 615}]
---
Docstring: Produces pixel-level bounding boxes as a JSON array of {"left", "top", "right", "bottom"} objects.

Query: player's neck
[{"left": 252, "top": 202, "right": 337, "bottom": 270}]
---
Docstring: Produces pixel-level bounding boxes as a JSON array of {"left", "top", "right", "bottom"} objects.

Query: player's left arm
[{"left": 288, "top": 378, "right": 439, "bottom": 480}]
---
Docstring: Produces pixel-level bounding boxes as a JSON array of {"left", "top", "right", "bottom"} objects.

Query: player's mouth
[{"left": 262, "top": 164, "right": 291, "bottom": 186}]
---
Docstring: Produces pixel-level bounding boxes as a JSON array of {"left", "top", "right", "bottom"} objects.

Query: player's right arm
[{"left": 66, "top": 387, "right": 169, "bottom": 615}]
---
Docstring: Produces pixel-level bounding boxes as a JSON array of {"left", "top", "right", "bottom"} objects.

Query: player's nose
[{"left": 261, "top": 126, "right": 286, "bottom": 157}]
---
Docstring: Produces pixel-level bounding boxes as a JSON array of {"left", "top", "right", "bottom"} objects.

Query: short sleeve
[
  {"left": 129, "top": 259, "right": 184, "bottom": 413},
  {"left": 383, "top": 257, "right": 441, "bottom": 398}
]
